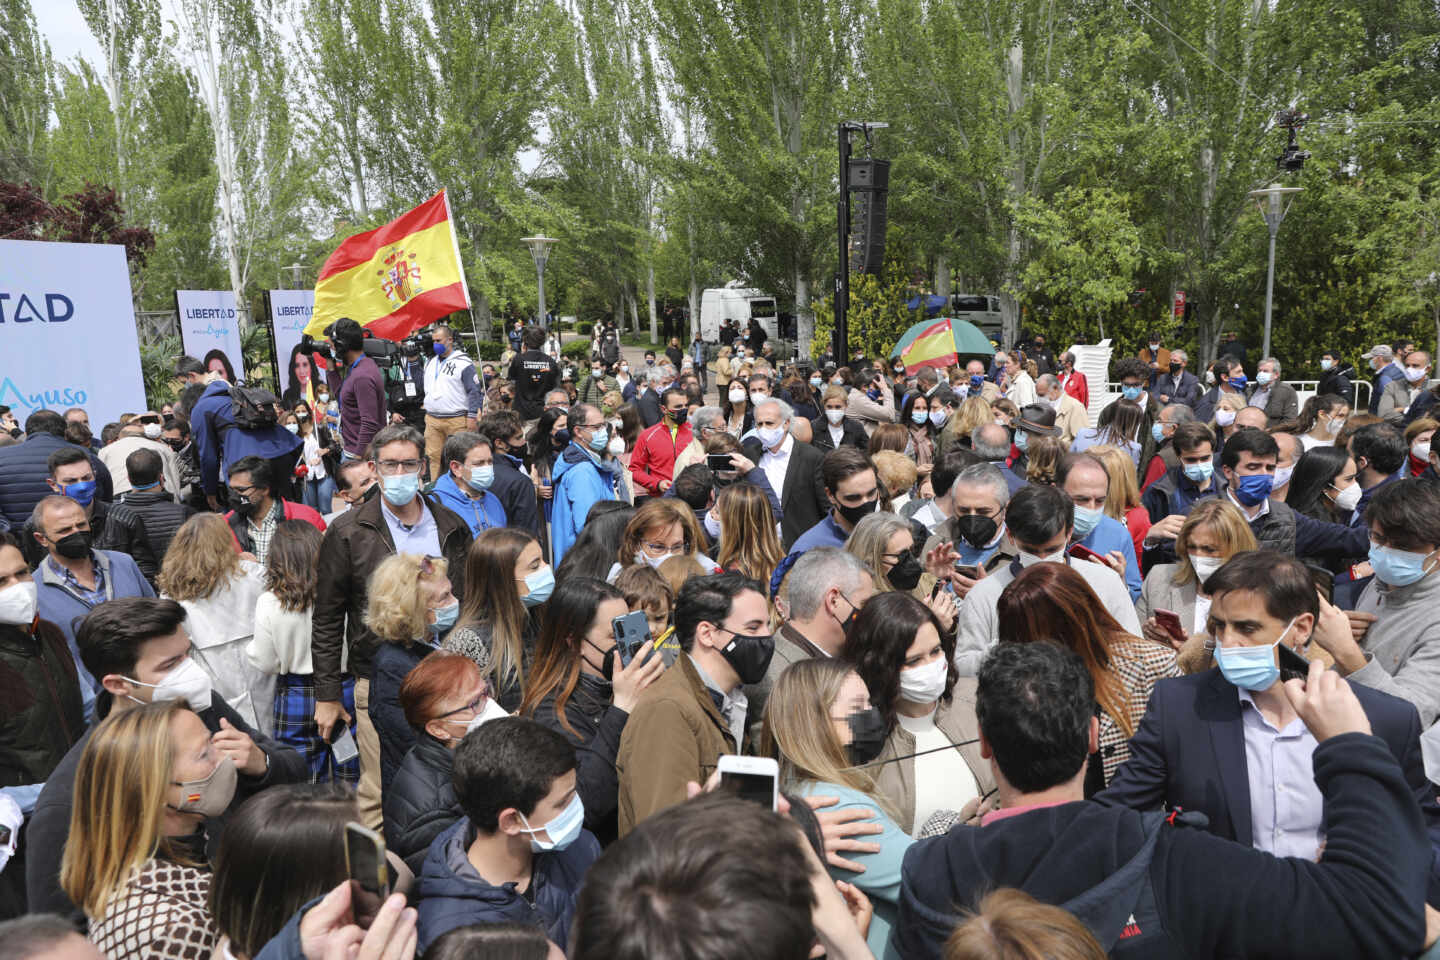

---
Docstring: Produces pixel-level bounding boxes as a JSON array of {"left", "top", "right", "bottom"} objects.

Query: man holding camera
[{"left": 422, "top": 324, "right": 483, "bottom": 481}]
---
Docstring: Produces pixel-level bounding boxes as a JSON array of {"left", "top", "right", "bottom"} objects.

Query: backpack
[{"left": 227, "top": 385, "right": 280, "bottom": 430}]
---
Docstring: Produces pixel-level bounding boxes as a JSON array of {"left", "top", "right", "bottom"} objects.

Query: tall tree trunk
[
  {"left": 935, "top": 254, "right": 951, "bottom": 298},
  {"left": 647, "top": 262, "right": 658, "bottom": 345},
  {"left": 627, "top": 285, "right": 641, "bottom": 337},
  {"left": 795, "top": 268, "right": 812, "bottom": 358}
]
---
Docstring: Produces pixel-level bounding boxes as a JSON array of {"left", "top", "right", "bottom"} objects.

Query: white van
[
  {"left": 699, "top": 286, "right": 778, "bottom": 342},
  {"left": 951, "top": 294, "right": 1004, "bottom": 342}
]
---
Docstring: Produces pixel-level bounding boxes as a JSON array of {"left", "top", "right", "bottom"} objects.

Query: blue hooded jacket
[
  {"left": 414, "top": 817, "right": 600, "bottom": 952},
  {"left": 551, "top": 442, "right": 619, "bottom": 565},
  {"left": 429, "top": 471, "right": 507, "bottom": 537}
]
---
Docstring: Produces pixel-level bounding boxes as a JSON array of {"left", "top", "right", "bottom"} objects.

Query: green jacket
[{"left": 578, "top": 373, "right": 618, "bottom": 405}]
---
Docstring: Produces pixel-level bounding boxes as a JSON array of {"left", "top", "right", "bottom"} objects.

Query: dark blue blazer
[{"left": 1098, "top": 667, "right": 1440, "bottom": 902}]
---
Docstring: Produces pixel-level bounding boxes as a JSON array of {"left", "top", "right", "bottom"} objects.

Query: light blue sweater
[{"left": 797, "top": 780, "right": 913, "bottom": 956}]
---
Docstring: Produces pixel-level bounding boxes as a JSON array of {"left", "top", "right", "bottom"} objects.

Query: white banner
[
  {"left": 268, "top": 290, "right": 316, "bottom": 398},
  {"left": 0, "top": 239, "right": 147, "bottom": 426},
  {"left": 176, "top": 289, "right": 246, "bottom": 382}
]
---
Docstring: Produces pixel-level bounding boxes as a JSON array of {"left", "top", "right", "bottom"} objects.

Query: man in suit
[
  {"left": 1098, "top": 550, "right": 1440, "bottom": 903},
  {"left": 1150, "top": 348, "right": 1200, "bottom": 410},
  {"left": 1363, "top": 344, "right": 1406, "bottom": 415},
  {"left": 741, "top": 398, "right": 827, "bottom": 550},
  {"left": 1378, "top": 350, "right": 1431, "bottom": 425},
  {"left": 1245, "top": 357, "right": 1299, "bottom": 427},
  {"left": 636, "top": 368, "right": 663, "bottom": 429}
]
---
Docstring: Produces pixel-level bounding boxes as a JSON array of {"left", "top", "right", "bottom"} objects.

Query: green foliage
[
  {"left": 139, "top": 333, "right": 184, "bottom": 410},
  {"left": 561, "top": 339, "right": 592, "bottom": 360},
  {"left": 472, "top": 341, "right": 505, "bottom": 361},
  {"left": 812, "top": 260, "right": 917, "bottom": 362}
]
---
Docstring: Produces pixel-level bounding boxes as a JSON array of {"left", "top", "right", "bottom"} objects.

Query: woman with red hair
[{"left": 996, "top": 562, "right": 1179, "bottom": 789}]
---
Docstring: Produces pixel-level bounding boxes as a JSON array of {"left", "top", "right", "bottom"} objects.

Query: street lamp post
[
  {"left": 521, "top": 236, "right": 558, "bottom": 331},
  {"left": 1248, "top": 183, "right": 1302, "bottom": 360}
]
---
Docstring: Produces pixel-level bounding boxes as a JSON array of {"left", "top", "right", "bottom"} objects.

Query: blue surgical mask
[
  {"left": 60, "top": 479, "right": 97, "bottom": 507},
  {"left": 911, "top": 409, "right": 928, "bottom": 426},
  {"left": 1320, "top": 358, "right": 1334, "bottom": 371},
  {"left": 433, "top": 341, "right": 447, "bottom": 357},
  {"left": 1121, "top": 385, "right": 1143, "bottom": 401},
  {"left": 1231, "top": 472, "right": 1274, "bottom": 507},
  {"left": 1229, "top": 374, "right": 1248, "bottom": 391},
  {"left": 1368, "top": 542, "right": 1438, "bottom": 588},
  {"left": 1072, "top": 505, "right": 1104, "bottom": 539},
  {"left": 929, "top": 410, "right": 948, "bottom": 428},
  {"left": 1151, "top": 422, "right": 1167, "bottom": 445},
  {"left": 1183, "top": 461, "right": 1213, "bottom": 483},
  {"left": 1015, "top": 431, "right": 1029, "bottom": 452},
  {"left": 518, "top": 793, "right": 585, "bottom": 852},
  {"left": 809, "top": 376, "right": 823, "bottom": 389},
  {"left": 522, "top": 565, "right": 555, "bottom": 607},
  {"left": 1256, "top": 371, "right": 1272, "bottom": 386},
  {"left": 381, "top": 471, "right": 420, "bottom": 506},
  {"left": 1215, "top": 617, "right": 1295, "bottom": 692},
  {"left": 433, "top": 601, "right": 459, "bottom": 630},
  {"left": 588, "top": 426, "right": 609, "bottom": 453},
  {"left": 470, "top": 465, "right": 495, "bottom": 490}
]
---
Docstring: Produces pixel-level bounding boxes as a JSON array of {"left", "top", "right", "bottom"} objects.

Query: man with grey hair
[
  {"left": 971, "top": 423, "right": 1026, "bottom": 494},
  {"left": 1057, "top": 349, "right": 1090, "bottom": 407},
  {"left": 673, "top": 405, "right": 725, "bottom": 476},
  {"left": 1143, "top": 403, "right": 1199, "bottom": 488},
  {"left": 924, "top": 462, "right": 1015, "bottom": 600},
  {"left": 544, "top": 388, "right": 571, "bottom": 412},
  {"left": 1036, "top": 373, "right": 1089, "bottom": 444},
  {"left": 636, "top": 367, "right": 664, "bottom": 428},
  {"left": 1153, "top": 347, "right": 1200, "bottom": 409},
  {"left": 743, "top": 397, "right": 828, "bottom": 549},
  {"left": 960, "top": 360, "right": 1000, "bottom": 402},
  {"left": 1248, "top": 356, "right": 1299, "bottom": 426}
]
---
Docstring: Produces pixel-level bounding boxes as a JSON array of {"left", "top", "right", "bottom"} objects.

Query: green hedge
[
  {"left": 561, "top": 339, "right": 592, "bottom": 360},
  {"left": 577, "top": 321, "right": 594, "bottom": 336},
  {"left": 472, "top": 340, "right": 505, "bottom": 361}
]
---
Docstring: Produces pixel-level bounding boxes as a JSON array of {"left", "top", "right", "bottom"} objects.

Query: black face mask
[
  {"left": 833, "top": 594, "right": 859, "bottom": 635},
  {"left": 717, "top": 626, "right": 776, "bottom": 685},
  {"left": 845, "top": 708, "right": 888, "bottom": 766},
  {"left": 166, "top": 438, "right": 186, "bottom": 452},
  {"left": 835, "top": 497, "right": 878, "bottom": 527},
  {"left": 553, "top": 429, "right": 570, "bottom": 450},
  {"left": 52, "top": 530, "right": 92, "bottom": 560},
  {"left": 887, "top": 553, "right": 923, "bottom": 591},
  {"left": 582, "top": 638, "right": 616, "bottom": 683},
  {"left": 1169, "top": 362, "right": 1182, "bottom": 375},
  {"left": 953, "top": 513, "right": 999, "bottom": 549},
  {"left": 231, "top": 496, "right": 258, "bottom": 520}
]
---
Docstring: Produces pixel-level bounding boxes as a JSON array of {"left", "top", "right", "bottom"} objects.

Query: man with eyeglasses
[
  {"left": 552, "top": 403, "right": 624, "bottom": 565},
  {"left": 313, "top": 423, "right": 472, "bottom": 830}
]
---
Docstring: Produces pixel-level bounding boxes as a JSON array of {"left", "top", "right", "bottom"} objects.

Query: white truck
[{"left": 699, "top": 285, "right": 778, "bottom": 343}]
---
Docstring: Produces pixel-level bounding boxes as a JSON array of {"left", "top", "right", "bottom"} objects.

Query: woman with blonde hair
[
  {"left": 158, "top": 513, "right": 271, "bottom": 732},
  {"left": 714, "top": 345, "right": 734, "bottom": 398},
  {"left": 1087, "top": 444, "right": 1152, "bottom": 561},
  {"left": 611, "top": 497, "right": 718, "bottom": 580},
  {"left": 945, "top": 889, "right": 1107, "bottom": 960},
  {"left": 365, "top": 553, "right": 458, "bottom": 793},
  {"left": 761, "top": 657, "right": 911, "bottom": 955},
  {"left": 713, "top": 482, "right": 784, "bottom": 585},
  {"left": 938, "top": 395, "right": 993, "bottom": 456},
  {"left": 1022, "top": 434, "right": 1066, "bottom": 485},
  {"left": 1212, "top": 390, "right": 1247, "bottom": 442},
  {"left": 446, "top": 528, "right": 551, "bottom": 711},
  {"left": 1136, "top": 498, "right": 1258, "bottom": 671},
  {"left": 871, "top": 450, "right": 918, "bottom": 513},
  {"left": 62, "top": 700, "right": 226, "bottom": 959}
]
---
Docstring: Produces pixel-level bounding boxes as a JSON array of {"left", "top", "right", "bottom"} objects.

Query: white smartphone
[
  {"left": 331, "top": 727, "right": 359, "bottom": 765},
  {"left": 717, "top": 755, "right": 779, "bottom": 811}
]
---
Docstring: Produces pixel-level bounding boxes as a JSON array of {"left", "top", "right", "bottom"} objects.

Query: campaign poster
[
  {"left": 0, "top": 239, "right": 147, "bottom": 425},
  {"left": 268, "top": 289, "right": 317, "bottom": 393},
  {"left": 176, "top": 289, "right": 246, "bottom": 382}
]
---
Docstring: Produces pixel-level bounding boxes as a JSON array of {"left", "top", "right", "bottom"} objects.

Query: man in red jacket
[
  {"left": 630, "top": 388, "right": 693, "bottom": 497},
  {"left": 224, "top": 455, "right": 325, "bottom": 562},
  {"left": 1058, "top": 350, "right": 1089, "bottom": 409}
]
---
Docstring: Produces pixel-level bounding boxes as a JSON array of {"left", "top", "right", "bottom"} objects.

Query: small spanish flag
[
  {"left": 304, "top": 189, "right": 471, "bottom": 340},
  {"left": 898, "top": 318, "right": 958, "bottom": 374}
]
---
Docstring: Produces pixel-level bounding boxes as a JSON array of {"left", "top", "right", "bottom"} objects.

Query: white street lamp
[
  {"left": 521, "top": 236, "right": 558, "bottom": 330},
  {"left": 1248, "top": 183, "right": 1303, "bottom": 360}
]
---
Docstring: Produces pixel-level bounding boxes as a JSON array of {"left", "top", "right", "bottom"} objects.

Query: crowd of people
[{"left": 1, "top": 319, "right": 1440, "bottom": 960}]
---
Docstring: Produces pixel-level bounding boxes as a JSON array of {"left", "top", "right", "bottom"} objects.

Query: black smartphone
[
  {"left": 953, "top": 564, "right": 980, "bottom": 579},
  {"left": 1277, "top": 642, "right": 1310, "bottom": 683},
  {"left": 1306, "top": 564, "right": 1335, "bottom": 604},
  {"left": 344, "top": 823, "right": 390, "bottom": 929},
  {"left": 612, "top": 610, "right": 652, "bottom": 667},
  {"left": 706, "top": 453, "right": 736, "bottom": 472}
]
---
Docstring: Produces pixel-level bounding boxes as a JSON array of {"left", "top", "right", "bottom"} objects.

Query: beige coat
[
  {"left": 1053, "top": 392, "right": 1091, "bottom": 444},
  {"left": 872, "top": 679, "right": 996, "bottom": 835}
]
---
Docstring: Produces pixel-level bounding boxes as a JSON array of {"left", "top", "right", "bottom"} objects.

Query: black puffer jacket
[
  {"left": 0, "top": 618, "right": 83, "bottom": 787},
  {"left": 383, "top": 733, "right": 463, "bottom": 874},
  {"left": 0, "top": 433, "right": 113, "bottom": 529},
  {"left": 115, "top": 488, "right": 196, "bottom": 563},
  {"left": 529, "top": 674, "right": 629, "bottom": 846}
]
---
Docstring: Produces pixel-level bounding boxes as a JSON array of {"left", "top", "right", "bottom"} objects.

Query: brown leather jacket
[{"left": 312, "top": 492, "right": 471, "bottom": 701}]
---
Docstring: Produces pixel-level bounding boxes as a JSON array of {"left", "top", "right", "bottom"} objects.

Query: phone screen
[
  {"left": 345, "top": 824, "right": 389, "bottom": 929},
  {"left": 719, "top": 770, "right": 777, "bottom": 810},
  {"left": 1277, "top": 642, "right": 1310, "bottom": 682},
  {"left": 706, "top": 454, "right": 735, "bottom": 472}
]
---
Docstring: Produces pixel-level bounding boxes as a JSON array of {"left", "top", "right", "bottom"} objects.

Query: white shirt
[
  {"left": 1193, "top": 593, "right": 1213, "bottom": 635},
  {"left": 828, "top": 422, "right": 845, "bottom": 448},
  {"left": 910, "top": 500, "right": 948, "bottom": 536},
  {"left": 898, "top": 707, "right": 980, "bottom": 830},
  {"left": 99, "top": 435, "right": 184, "bottom": 496},
  {"left": 954, "top": 558, "right": 1141, "bottom": 675},
  {"left": 759, "top": 432, "right": 795, "bottom": 499},
  {"left": 246, "top": 590, "right": 346, "bottom": 675}
]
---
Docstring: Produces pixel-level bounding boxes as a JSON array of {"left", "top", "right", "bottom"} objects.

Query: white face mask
[
  {"left": 1215, "top": 409, "right": 1237, "bottom": 427},
  {"left": 126, "top": 657, "right": 213, "bottom": 711},
  {"left": 0, "top": 581, "right": 38, "bottom": 626},
  {"left": 636, "top": 550, "right": 675, "bottom": 570},
  {"left": 1331, "top": 481, "right": 1363, "bottom": 512},
  {"left": 1273, "top": 464, "right": 1295, "bottom": 488},
  {"left": 143, "top": 422, "right": 163, "bottom": 440},
  {"left": 825, "top": 408, "right": 845, "bottom": 425},
  {"left": 750, "top": 392, "right": 769, "bottom": 407},
  {"left": 703, "top": 510, "right": 722, "bottom": 540},
  {"left": 729, "top": 387, "right": 747, "bottom": 404},
  {"left": 899, "top": 658, "right": 948, "bottom": 704},
  {"left": 1188, "top": 554, "right": 1224, "bottom": 581},
  {"left": 607, "top": 436, "right": 626, "bottom": 456},
  {"left": 1017, "top": 546, "right": 1067, "bottom": 568}
]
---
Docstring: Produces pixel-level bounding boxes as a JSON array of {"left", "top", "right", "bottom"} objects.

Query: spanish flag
[
  {"left": 304, "top": 189, "right": 470, "bottom": 339},
  {"left": 898, "top": 318, "right": 957, "bottom": 374}
]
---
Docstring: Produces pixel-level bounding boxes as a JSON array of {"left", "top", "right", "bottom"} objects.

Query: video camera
[{"left": 1275, "top": 109, "right": 1310, "bottom": 173}]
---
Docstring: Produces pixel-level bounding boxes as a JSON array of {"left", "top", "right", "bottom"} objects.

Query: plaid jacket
[{"left": 1099, "top": 637, "right": 1183, "bottom": 784}]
